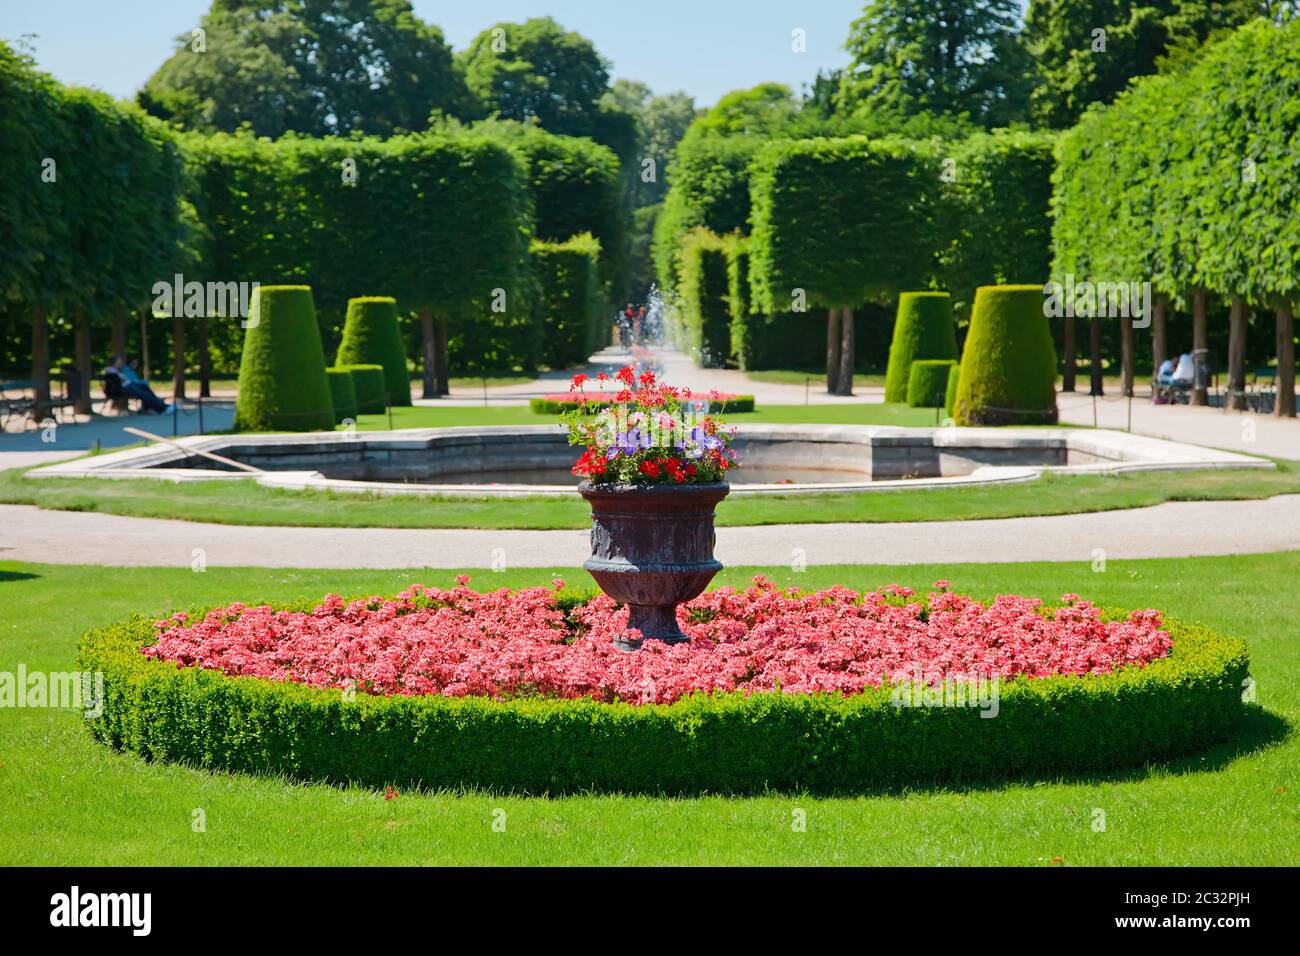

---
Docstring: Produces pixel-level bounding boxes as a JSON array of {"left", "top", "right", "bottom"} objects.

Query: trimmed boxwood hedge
[
  {"left": 325, "top": 368, "right": 358, "bottom": 424},
  {"left": 334, "top": 363, "right": 387, "bottom": 415},
  {"left": 530, "top": 233, "right": 604, "bottom": 369},
  {"left": 677, "top": 227, "right": 733, "bottom": 368},
  {"left": 944, "top": 362, "right": 960, "bottom": 418},
  {"left": 233, "top": 286, "right": 336, "bottom": 432},
  {"left": 884, "top": 292, "right": 958, "bottom": 403},
  {"left": 335, "top": 297, "right": 411, "bottom": 407},
  {"left": 78, "top": 608, "right": 1249, "bottom": 795},
  {"left": 529, "top": 394, "right": 755, "bottom": 415},
  {"left": 907, "top": 359, "right": 958, "bottom": 408},
  {"left": 953, "top": 284, "right": 1059, "bottom": 426}
]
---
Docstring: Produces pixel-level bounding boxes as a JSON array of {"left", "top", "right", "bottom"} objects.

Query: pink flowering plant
[
  {"left": 144, "top": 578, "right": 1173, "bottom": 706},
  {"left": 562, "top": 366, "right": 738, "bottom": 484}
]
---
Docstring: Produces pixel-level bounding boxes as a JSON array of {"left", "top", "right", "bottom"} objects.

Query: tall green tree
[
  {"left": 139, "top": 0, "right": 473, "bottom": 136},
  {"left": 603, "top": 80, "right": 698, "bottom": 208},
  {"left": 458, "top": 16, "right": 634, "bottom": 160},
  {"left": 1024, "top": 1, "right": 1281, "bottom": 128},
  {"left": 838, "top": 0, "right": 1031, "bottom": 127}
]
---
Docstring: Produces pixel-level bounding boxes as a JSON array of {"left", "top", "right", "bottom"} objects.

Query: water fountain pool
[{"left": 29, "top": 424, "right": 1272, "bottom": 496}]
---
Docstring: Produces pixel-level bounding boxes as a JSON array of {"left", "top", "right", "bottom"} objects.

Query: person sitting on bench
[
  {"left": 1156, "top": 356, "right": 1177, "bottom": 386},
  {"left": 106, "top": 355, "right": 172, "bottom": 414},
  {"left": 1170, "top": 352, "right": 1195, "bottom": 387}
]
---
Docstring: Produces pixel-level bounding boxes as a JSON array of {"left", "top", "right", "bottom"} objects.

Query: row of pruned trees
[
  {"left": 0, "top": 41, "right": 625, "bottom": 418},
  {"left": 1052, "top": 16, "right": 1298, "bottom": 416},
  {"left": 662, "top": 130, "right": 1055, "bottom": 394}
]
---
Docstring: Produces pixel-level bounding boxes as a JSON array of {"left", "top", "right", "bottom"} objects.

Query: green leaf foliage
[
  {"left": 937, "top": 130, "right": 1057, "bottom": 321},
  {"left": 336, "top": 297, "right": 411, "bottom": 407},
  {"left": 749, "top": 136, "right": 936, "bottom": 312},
  {"left": 529, "top": 233, "right": 605, "bottom": 369},
  {"left": 677, "top": 228, "right": 733, "bottom": 367},
  {"left": 884, "top": 292, "right": 958, "bottom": 403},
  {"left": 325, "top": 367, "right": 358, "bottom": 424},
  {"left": 336, "top": 363, "right": 388, "bottom": 415},
  {"left": 652, "top": 133, "right": 762, "bottom": 290},
  {"left": 1052, "top": 17, "right": 1300, "bottom": 309},
  {"left": 907, "top": 359, "right": 959, "bottom": 408},
  {"left": 233, "top": 286, "right": 335, "bottom": 432},
  {"left": 953, "top": 284, "right": 1059, "bottom": 425}
]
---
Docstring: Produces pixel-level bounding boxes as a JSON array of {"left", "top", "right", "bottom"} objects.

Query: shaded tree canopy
[
  {"left": 838, "top": 0, "right": 1031, "bottom": 128},
  {"left": 1024, "top": 0, "right": 1289, "bottom": 128},
  {"left": 138, "top": 0, "right": 474, "bottom": 137},
  {"left": 458, "top": 16, "right": 635, "bottom": 160}
]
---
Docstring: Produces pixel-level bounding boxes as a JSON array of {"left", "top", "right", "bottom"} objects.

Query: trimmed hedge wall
[
  {"left": 530, "top": 233, "right": 604, "bottom": 370},
  {"left": 325, "top": 368, "right": 357, "bottom": 424},
  {"left": 953, "top": 285, "right": 1059, "bottom": 426},
  {"left": 749, "top": 136, "right": 935, "bottom": 314},
  {"left": 884, "top": 292, "right": 958, "bottom": 403},
  {"left": 79, "top": 610, "right": 1249, "bottom": 795},
  {"left": 335, "top": 297, "right": 410, "bottom": 407},
  {"left": 233, "top": 286, "right": 335, "bottom": 432},
  {"left": 723, "top": 235, "right": 755, "bottom": 370},
  {"left": 652, "top": 132, "right": 761, "bottom": 291},
  {"left": 677, "top": 228, "right": 733, "bottom": 367},
  {"left": 336, "top": 363, "right": 387, "bottom": 415},
  {"left": 907, "top": 359, "right": 957, "bottom": 408}
]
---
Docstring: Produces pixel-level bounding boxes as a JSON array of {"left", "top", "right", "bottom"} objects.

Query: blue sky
[{"left": 0, "top": 0, "right": 865, "bottom": 108}]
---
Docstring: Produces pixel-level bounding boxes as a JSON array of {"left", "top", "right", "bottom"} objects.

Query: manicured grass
[
  {"left": 744, "top": 368, "right": 886, "bottom": 388},
  {"left": 0, "top": 554, "right": 1293, "bottom": 865},
  {"left": 346, "top": 401, "right": 939, "bottom": 430},
  {"left": 3, "top": 460, "right": 1298, "bottom": 531}
]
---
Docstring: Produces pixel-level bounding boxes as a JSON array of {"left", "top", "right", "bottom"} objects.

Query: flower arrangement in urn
[
  {"left": 563, "top": 365, "right": 738, "bottom": 650},
  {"left": 563, "top": 366, "right": 738, "bottom": 483}
]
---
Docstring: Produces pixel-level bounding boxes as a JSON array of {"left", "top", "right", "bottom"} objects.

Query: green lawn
[
  {"left": 4, "top": 460, "right": 1297, "bottom": 531},
  {"left": 0, "top": 554, "right": 1294, "bottom": 865},
  {"left": 743, "top": 368, "right": 887, "bottom": 388},
  {"left": 348, "top": 401, "right": 941, "bottom": 429}
]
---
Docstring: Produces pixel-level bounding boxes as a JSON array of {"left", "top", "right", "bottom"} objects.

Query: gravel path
[{"left": 3, "top": 495, "right": 1297, "bottom": 570}]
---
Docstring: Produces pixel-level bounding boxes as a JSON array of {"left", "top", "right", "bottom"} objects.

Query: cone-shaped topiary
[
  {"left": 907, "top": 359, "right": 957, "bottom": 408},
  {"left": 335, "top": 296, "right": 411, "bottom": 406},
  {"left": 884, "top": 292, "right": 958, "bottom": 403},
  {"left": 325, "top": 367, "right": 358, "bottom": 424},
  {"left": 953, "top": 285, "right": 1058, "bottom": 426},
  {"left": 336, "top": 363, "right": 387, "bottom": 414},
  {"left": 944, "top": 363, "right": 960, "bottom": 418},
  {"left": 233, "top": 286, "right": 335, "bottom": 432}
]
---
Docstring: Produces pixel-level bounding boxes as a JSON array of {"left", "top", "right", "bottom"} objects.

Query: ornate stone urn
[{"left": 578, "top": 481, "right": 730, "bottom": 651}]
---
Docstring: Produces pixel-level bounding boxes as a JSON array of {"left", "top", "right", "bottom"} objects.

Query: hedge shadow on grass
[{"left": 78, "top": 606, "right": 1257, "bottom": 797}]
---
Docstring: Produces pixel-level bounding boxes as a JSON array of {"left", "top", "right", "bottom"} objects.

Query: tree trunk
[
  {"left": 74, "top": 309, "right": 92, "bottom": 415},
  {"left": 836, "top": 307, "right": 855, "bottom": 397},
  {"left": 1152, "top": 296, "right": 1167, "bottom": 388},
  {"left": 1120, "top": 314, "right": 1134, "bottom": 397},
  {"left": 434, "top": 316, "right": 450, "bottom": 397},
  {"left": 1061, "top": 313, "right": 1076, "bottom": 392},
  {"left": 419, "top": 308, "right": 438, "bottom": 399},
  {"left": 30, "top": 307, "right": 51, "bottom": 422},
  {"left": 197, "top": 316, "right": 211, "bottom": 398},
  {"left": 1276, "top": 302, "right": 1296, "bottom": 418},
  {"left": 110, "top": 310, "right": 128, "bottom": 362},
  {"left": 140, "top": 308, "right": 152, "bottom": 381},
  {"left": 1089, "top": 314, "right": 1104, "bottom": 396},
  {"left": 171, "top": 314, "right": 187, "bottom": 401},
  {"left": 1227, "top": 298, "right": 1247, "bottom": 411},
  {"left": 1192, "top": 288, "right": 1208, "bottom": 406},
  {"left": 825, "top": 307, "right": 842, "bottom": 395}
]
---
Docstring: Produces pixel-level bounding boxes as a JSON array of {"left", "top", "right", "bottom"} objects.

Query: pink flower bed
[{"left": 143, "top": 578, "right": 1172, "bottom": 705}]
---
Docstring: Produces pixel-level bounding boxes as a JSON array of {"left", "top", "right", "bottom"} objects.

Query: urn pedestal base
[{"left": 578, "top": 482, "right": 730, "bottom": 652}]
